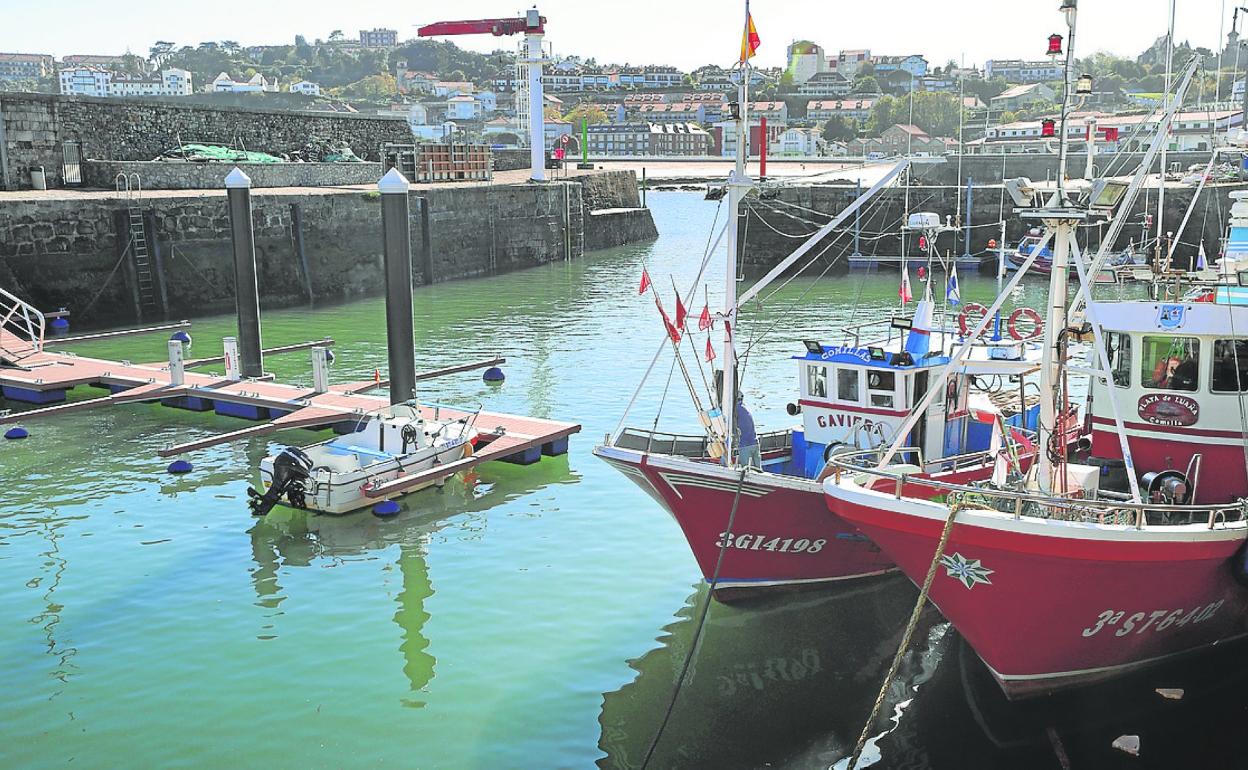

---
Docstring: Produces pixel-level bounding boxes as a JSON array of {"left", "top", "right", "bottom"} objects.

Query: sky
[{"left": 0, "top": 0, "right": 1235, "bottom": 72}]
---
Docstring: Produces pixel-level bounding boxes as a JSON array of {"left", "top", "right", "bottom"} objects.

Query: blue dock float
[
  {"left": 162, "top": 395, "right": 214, "bottom": 412},
  {"left": 1, "top": 385, "right": 67, "bottom": 404},
  {"left": 542, "top": 437, "right": 569, "bottom": 456},
  {"left": 501, "top": 445, "right": 543, "bottom": 465},
  {"left": 213, "top": 401, "right": 268, "bottom": 420}
]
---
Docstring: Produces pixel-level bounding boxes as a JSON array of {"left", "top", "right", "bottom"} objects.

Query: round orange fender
[
  {"left": 1007, "top": 307, "right": 1044, "bottom": 340},
  {"left": 958, "top": 302, "right": 989, "bottom": 337}
]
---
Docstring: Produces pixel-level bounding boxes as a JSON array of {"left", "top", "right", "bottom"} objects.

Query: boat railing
[
  {"left": 614, "top": 426, "right": 792, "bottom": 460},
  {"left": 827, "top": 446, "right": 1248, "bottom": 531},
  {"left": 0, "top": 285, "right": 45, "bottom": 360}
]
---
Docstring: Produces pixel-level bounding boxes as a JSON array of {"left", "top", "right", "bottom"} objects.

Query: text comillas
[{"left": 1137, "top": 393, "right": 1200, "bottom": 427}]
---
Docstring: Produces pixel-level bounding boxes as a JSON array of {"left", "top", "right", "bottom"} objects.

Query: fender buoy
[
  {"left": 1007, "top": 308, "right": 1044, "bottom": 340},
  {"left": 823, "top": 442, "right": 846, "bottom": 463},
  {"left": 957, "top": 303, "right": 989, "bottom": 337}
]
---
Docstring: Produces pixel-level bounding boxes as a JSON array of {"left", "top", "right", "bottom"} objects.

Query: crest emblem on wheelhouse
[
  {"left": 939, "top": 553, "right": 994, "bottom": 590},
  {"left": 1157, "top": 304, "right": 1186, "bottom": 330}
]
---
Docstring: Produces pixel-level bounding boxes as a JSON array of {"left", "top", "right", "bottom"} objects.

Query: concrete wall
[
  {"left": 492, "top": 148, "right": 531, "bottom": 172},
  {"left": 0, "top": 170, "right": 658, "bottom": 324},
  {"left": 0, "top": 92, "right": 413, "bottom": 190},
  {"left": 585, "top": 209, "right": 659, "bottom": 251},
  {"left": 83, "top": 160, "right": 385, "bottom": 190}
]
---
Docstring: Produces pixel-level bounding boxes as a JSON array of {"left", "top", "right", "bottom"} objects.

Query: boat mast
[
  {"left": 1036, "top": 0, "right": 1081, "bottom": 494},
  {"left": 1157, "top": 0, "right": 1177, "bottom": 268},
  {"left": 721, "top": 0, "right": 752, "bottom": 464}
]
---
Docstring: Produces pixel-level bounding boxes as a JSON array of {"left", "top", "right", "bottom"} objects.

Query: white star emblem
[{"left": 939, "top": 552, "right": 994, "bottom": 590}]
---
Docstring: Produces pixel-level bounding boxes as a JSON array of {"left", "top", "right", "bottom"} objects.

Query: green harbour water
[{"left": 3, "top": 192, "right": 1238, "bottom": 769}]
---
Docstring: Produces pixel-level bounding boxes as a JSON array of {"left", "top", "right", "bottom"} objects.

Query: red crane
[
  {"left": 418, "top": 9, "right": 550, "bottom": 180},
  {"left": 417, "top": 15, "right": 545, "bottom": 38}
]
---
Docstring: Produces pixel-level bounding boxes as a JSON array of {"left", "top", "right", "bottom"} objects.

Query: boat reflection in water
[
  {"left": 597, "top": 575, "right": 940, "bottom": 769},
  {"left": 879, "top": 630, "right": 1248, "bottom": 769},
  {"left": 246, "top": 454, "right": 576, "bottom": 707}
]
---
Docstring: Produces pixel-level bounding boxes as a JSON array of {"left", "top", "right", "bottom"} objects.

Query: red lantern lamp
[
  {"left": 988, "top": 238, "right": 998, "bottom": 249},
  {"left": 1041, "top": 119, "right": 1056, "bottom": 138},
  {"left": 918, "top": 235, "right": 928, "bottom": 250},
  {"left": 1047, "top": 34, "right": 1064, "bottom": 56}
]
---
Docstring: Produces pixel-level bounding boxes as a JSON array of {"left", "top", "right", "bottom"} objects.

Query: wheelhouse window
[
  {"left": 807, "top": 364, "right": 827, "bottom": 398},
  {"left": 836, "top": 368, "right": 860, "bottom": 403},
  {"left": 1211, "top": 339, "right": 1248, "bottom": 392},
  {"left": 867, "top": 370, "right": 895, "bottom": 408},
  {"left": 1141, "top": 335, "right": 1200, "bottom": 391},
  {"left": 1105, "top": 331, "right": 1132, "bottom": 387}
]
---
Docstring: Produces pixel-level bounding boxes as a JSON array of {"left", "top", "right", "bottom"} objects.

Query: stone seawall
[
  {"left": 83, "top": 160, "right": 386, "bottom": 190},
  {"left": 0, "top": 171, "right": 657, "bottom": 324},
  {"left": 0, "top": 92, "right": 413, "bottom": 190},
  {"left": 742, "top": 180, "right": 1248, "bottom": 274}
]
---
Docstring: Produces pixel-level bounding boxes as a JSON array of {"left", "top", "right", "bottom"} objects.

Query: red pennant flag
[
  {"left": 655, "top": 297, "right": 682, "bottom": 344},
  {"left": 698, "top": 303, "right": 711, "bottom": 331},
  {"left": 705, "top": 337, "right": 716, "bottom": 361},
  {"left": 899, "top": 269, "right": 913, "bottom": 304},
  {"left": 674, "top": 293, "right": 688, "bottom": 330},
  {"left": 639, "top": 269, "right": 651, "bottom": 295}
]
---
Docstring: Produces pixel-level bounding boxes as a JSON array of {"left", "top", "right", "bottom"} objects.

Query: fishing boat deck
[{"left": 0, "top": 328, "right": 578, "bottom": 493}]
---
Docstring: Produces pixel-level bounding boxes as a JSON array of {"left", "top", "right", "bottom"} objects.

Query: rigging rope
[
  {"left": 846, "top": 494, "right": 966, "bottom": 770},
  {"left": 640, "top": 467, "right": 750, "bottom": 770},
  {"left": 79, "top": 238, "right": 134, "bottom": 320}
]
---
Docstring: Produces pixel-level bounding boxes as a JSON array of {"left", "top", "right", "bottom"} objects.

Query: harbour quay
[{"left": 0, "top": 93, "right": 657, "bottom": 325}]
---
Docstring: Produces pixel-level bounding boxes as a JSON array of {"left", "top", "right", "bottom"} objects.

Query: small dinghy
[{"left": 247, "top": 401, "right": 480, "bottom": 516}]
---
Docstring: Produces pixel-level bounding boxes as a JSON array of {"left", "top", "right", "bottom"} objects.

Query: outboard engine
[{"left": 247, "top": 447, "right": 314, "bottom": 516}]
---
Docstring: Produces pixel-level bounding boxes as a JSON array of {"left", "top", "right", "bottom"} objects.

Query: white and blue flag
[{"left": 946, "top": 264, "right": 961, "bottom": 306}]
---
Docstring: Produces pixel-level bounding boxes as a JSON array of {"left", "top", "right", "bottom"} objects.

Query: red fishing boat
[
  {"left": 825, "top": 8, "right": 1248, "bottom": 698},
  {"left": 594, "top": 7, "right": 1042, "bottom": 595}
]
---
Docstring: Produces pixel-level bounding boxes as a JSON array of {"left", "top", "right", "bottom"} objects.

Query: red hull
[
  {"left": 596, "top": 446, "right": 895, "bottom": 590},
  {"left": 829, "top": 484, "right": 1248, "bottom": 698},
  {"left": 1091, "top": 418, "right": 1248, "bottom": 503}
]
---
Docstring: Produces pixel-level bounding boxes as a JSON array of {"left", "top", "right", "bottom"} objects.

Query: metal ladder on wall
[{"left": 116, "top": 173, "right": 159, "bottom": 314}]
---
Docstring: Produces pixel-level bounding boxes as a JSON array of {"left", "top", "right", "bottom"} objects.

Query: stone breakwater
[
  {"left": 740, "top": 178, "right": 1248, "bottom": 273},
  {"left": 0, "top": 171, "right": 656, "bottom": 325}
]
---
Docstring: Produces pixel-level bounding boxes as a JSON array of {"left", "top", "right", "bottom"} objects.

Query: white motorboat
[{"left": 248, "top": 401, "right": 479, "bottom": 515}]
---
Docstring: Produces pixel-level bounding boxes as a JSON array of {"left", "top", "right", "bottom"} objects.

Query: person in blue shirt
[{"left": 735, "top": 397, "right": 761, "bottom": 469}]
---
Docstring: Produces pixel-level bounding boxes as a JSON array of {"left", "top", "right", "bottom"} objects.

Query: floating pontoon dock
[{"left": 0, "top": 326, "right": 577, "bottom": 495}]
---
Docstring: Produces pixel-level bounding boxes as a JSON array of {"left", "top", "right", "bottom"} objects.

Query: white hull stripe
[
  {"left": 1092, "top": 425, "right": 1247, "bottom": 447},
  {"left": 712, "top": 568, "right": 896, "bottom": 590},
  {"left": 657, "top": 471, "right": 773, "bottom": 499},
  {"left": 983, "top": 632, "right": 1248, "bottom": 684}
]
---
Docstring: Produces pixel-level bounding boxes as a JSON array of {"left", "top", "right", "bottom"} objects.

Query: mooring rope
[
  {"left": 640, "top": 466, "right": 749, "bottom": 769},
  {"left": 846, "top": 494, "right": 965, "bottom": 770}
]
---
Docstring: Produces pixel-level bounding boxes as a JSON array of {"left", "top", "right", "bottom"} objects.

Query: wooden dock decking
[{"left": 0, "top": 328, "right": 579, "bottom": 491}]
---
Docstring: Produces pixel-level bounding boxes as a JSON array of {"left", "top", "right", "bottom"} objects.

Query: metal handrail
[
  {"left": 0, "top": 286, "right": 45, "bottom": 357},
  {"left": 828, "top": 445, "right": 1248, "bottom": 531}
]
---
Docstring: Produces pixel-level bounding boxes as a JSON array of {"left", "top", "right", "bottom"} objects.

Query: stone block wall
[
  {"left": 82, "top": 160, "right": 385, "bottom": 190},
  {"left": 0, "top": 173, "right": 659, "bottom": 324},
  {"left": 0, "top": 92, "right": 413, "bottom": 190}
]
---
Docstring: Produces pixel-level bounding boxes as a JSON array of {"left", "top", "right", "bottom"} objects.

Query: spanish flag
[{"left": 739, "top": 9, "right": 760, "bottom": 63}]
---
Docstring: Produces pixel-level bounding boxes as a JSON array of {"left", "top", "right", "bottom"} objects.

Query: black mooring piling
[
  {"left": 225, "top": 167, "right": 264, "bottom": 378},
  {"left": 379, "top": 168, "right": 417, "bottom": 405}
]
